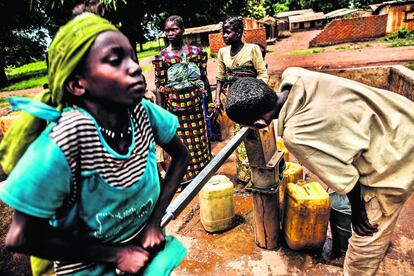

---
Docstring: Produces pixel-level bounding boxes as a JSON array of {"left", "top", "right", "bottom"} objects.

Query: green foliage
[
  {"left": 351, "top": 0, "right": 377, "bottom": 9},
  {"left": 275, "top": 0, "right": 350, "bottom": 13},
  {"left": 286, "top": 48, "right": 325, "bottom": 55},
  {"left": 273, "top": 2, "right": 289, "bottom": 14},
  {"left": 385, "top": 28, "right": 414, "bottom": 40},
  {"left": 244, "top": 0, "right": 267, "bottom": 19},
  {"left": 383, "top": 28, "right": 414, "bottom": 47}
]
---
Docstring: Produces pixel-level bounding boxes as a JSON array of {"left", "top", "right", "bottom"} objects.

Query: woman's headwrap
[{"left": 0, "top": 13, "right": 118, "bottom": 174}]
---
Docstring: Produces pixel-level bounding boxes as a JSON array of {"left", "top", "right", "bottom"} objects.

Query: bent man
[{"left": 225, "top": 67, "right": 414, "bottom": 275}]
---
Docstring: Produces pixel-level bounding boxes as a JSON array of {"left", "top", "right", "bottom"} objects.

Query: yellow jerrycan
[
  {"left": 276, "top": 137, "right": 289, "bottom": 161},
  {"left": 199, "top": 175, "right": 235, "bottom": 233},
  {"left": 284, "top": 180, "right": 330, "bottom": 251},
  {"left": 279, "top": 162, "right": 303, "bottom": 226}
]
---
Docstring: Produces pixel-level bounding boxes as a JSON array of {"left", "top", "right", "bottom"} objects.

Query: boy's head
[{"left": 226, "top": 77, "right": 277, "bottom": 127}]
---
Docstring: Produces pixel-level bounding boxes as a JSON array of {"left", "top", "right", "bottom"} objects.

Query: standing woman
[
  {"left": 153, "top": 15, "right": 212, "bottom": 185},
  {"left": 214, "top": 16, "right": 268, "bottom": 184}
]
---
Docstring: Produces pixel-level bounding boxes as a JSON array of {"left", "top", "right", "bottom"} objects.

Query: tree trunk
[
  {"left": 0, "top": 60, "right": 8, "bottom": 89},
  {"left": 139, "top": 42, "right": 143, "bottom": 52}
]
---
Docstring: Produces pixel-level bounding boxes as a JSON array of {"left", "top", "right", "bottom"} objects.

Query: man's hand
[
  {"left": 347, "top": 182, "right": 378, "bottom": 236},
  {"left": 116, "top": 245, "right": 149, "bottom": 273},
  {"left": 350, "top": 200, "right": 379, "bottom": 236}
]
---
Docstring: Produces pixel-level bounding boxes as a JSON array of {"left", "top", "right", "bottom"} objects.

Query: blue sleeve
[
  {"left": 0, "top": 131, "right": 72, "bottom": 219},
  {"left": 140, "top": 99, "right": 179, "bottom": 145}
]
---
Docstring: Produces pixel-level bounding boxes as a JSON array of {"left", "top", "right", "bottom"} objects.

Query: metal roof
[
  {"left": 372, "top": 1, "right": 414, "bottom": 14},
  {"left": 276, "top": 9, "right": 314, "bottom": 18},
  {"left": 325, "top": 8, "right": 360, "bottom": 19},
  {"left": 289, "top": 12, "right": 325, "bottom": 23},
  {"left": 183, "top": 23, "right": 222, "bottom": 35}
]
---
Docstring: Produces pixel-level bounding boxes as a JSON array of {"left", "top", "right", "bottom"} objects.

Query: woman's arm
[
  {"left": 346, "top": 182, "right": 379, "bottom": 236},
  {"left": 139, "top": 135, "right": 189, "bottom": 250},
  {"left": 6, "top": 211, "right": 149, "bottom": 273},
  {"left": 252, "top": 45, "right": 268, "bottom": 83}
]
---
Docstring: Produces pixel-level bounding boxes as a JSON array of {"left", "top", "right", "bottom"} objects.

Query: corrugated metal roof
[
  {"left": 289, "top": 12, "right": 325, "bottom": 23},
  {"left": 276, "top": 9, "right": 314, "bottom": 18},
  {"left": 325, "top": 8, "right": 359, "bottom": 19},
  {"left": 372, "top": 1, "right": 414, "bottom": 14},
  {"left": 258, "top": 15, "right": 277, "bottom": 25},
  {"left": 183, "top": 23, "right": 222, "bottom": 35}
]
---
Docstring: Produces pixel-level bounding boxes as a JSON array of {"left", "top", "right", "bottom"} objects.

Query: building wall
[
  {"left": 290, "top": 20, "right": 324, "bottom": 31},
  {"left": 209, "top": 28, "right": 267, "bottom": 54},
  {"left": 310, "top": 15, "right": 387, "bottom": 47},
  {"left": 387, "top": 4, "right": 414, "bottom": 33}
]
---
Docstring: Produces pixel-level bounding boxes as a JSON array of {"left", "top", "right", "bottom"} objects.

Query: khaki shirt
[
  {"left": 277, "top": 67, "right": 414, "bottom": 216},
  {"left": 216, "top": 43, "right": 268, "bottom": 83}
]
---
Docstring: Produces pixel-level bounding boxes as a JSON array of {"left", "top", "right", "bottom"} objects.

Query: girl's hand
[
  {"left": 116, "top": 245, "right": 149, "bottom": 273},
  {"left": 210, "top": 98, "right": 222, "bottom": 120},
  {"left": 140, "top": 223, "right": 165, "bottom": 253}
]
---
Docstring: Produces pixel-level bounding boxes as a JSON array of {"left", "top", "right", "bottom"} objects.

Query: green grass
[
  {"left": 336, "top": 44, "right": 372, "bottom": 51},
  {"left": 138, "top": 49, "right": 161, "bottom": 60},
  {"left": 1, "top": 75, "right": 47, "bottom": 92},
  {"left": 382, "top": 28, "right": 414, "bottom": 48},
  {"left": 286, "top": 48, "right": 325, "bottom": 56},
  {"left": 406, "top": 61, "right": 414, "bottom": 71},
  {"left": 0, "top": 97, "right": 9, "bottom": 109},
  {"left": 6, "top": 61, "right": 47, "bottom": 81}
]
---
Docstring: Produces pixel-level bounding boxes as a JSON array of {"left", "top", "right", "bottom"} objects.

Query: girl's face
[
  {"left": 164, "top": 21, "right": 184, "bottom": 44},
  {"left": 222, "top": 23, "right": 242, "bottom": 45},
  {"left": 81, "top": 31, "right": 145, "bottom": 107}
]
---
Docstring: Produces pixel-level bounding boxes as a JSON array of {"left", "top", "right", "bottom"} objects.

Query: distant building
[
  {"left": 372, "top": 0, "right": 414, "bottom": 33},
  {"left": 182, "top": 23, "right": 222, "bottom": 47},
  {"left": 276, "top": 9, "right": 314, "bottom": 32},
  {"left": 289, "top": 12, "right": 325, "bottom": 31},
  {"left": 258, "top": 16, "right": 277, "bottom": 39}
]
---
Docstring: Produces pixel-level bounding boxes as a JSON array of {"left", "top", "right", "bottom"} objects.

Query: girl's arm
[
  {"left": 6, "top": 210, "right": 149, "bottom": 273},
  {"left": 252, "top": 45, "right": 269, "bottom": 83},
  {"left": 140, "top": 135, "right": 189, "bottom": 250}
]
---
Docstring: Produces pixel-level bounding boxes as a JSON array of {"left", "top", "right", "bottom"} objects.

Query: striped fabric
[{"left": 48, "top": 103, "right": 154, "bottom": 275}]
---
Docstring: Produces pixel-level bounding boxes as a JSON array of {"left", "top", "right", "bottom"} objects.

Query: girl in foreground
[{"left": 0, "top": 12, "right": 189, "bottom": 275}]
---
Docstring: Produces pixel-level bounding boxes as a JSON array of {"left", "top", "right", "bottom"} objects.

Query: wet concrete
[{"left": 167, "top": 134, "right": 414, "bottom": 275}]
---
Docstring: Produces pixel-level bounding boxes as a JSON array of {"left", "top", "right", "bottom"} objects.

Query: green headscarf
[{"left": 0, "top": 13, "right": 118, "bottom": 174}]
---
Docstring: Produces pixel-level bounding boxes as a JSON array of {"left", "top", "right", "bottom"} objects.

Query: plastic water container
[
  {"left": 199, "top": 175, "right": 235, "bottom": 233},
  {"left": 280, "top": 162, "right": 303, "bottom": 226},
  {"left": 276, "top": 137, "right": 290, "bottom": 161},
  {"left": 284, "top": 180, "right": 330, "bottom": 251}
]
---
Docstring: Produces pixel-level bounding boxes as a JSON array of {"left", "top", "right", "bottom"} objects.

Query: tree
[
  {"left": 351, "top": 0, "right": 377, "bottom": 9},
  {"left": 0, "top": 1, "right": 52, "bottom": 88}
]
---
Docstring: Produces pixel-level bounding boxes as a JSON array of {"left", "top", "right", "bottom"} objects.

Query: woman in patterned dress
[
  {"left": 153, "top": 15, "right": 212, "bottom": 185},
  {"left": 213, "top": 16, "right": 268, "bottom": 184}
]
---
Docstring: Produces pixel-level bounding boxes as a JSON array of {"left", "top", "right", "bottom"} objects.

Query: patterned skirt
[{"left": 170, "top": 104, "right": 211, "bottom": 183}]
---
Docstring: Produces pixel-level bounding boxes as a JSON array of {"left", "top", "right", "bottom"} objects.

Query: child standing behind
[{"left": 0, "top": 13, "right": 189, "bottom": 275}]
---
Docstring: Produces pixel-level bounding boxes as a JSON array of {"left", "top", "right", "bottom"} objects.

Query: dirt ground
[
  {"left": 1, "top": 31, "right": 414, "bottom": 275},
  {"left": 167, "top": 134, "right": 414, "bottom": 275}
]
